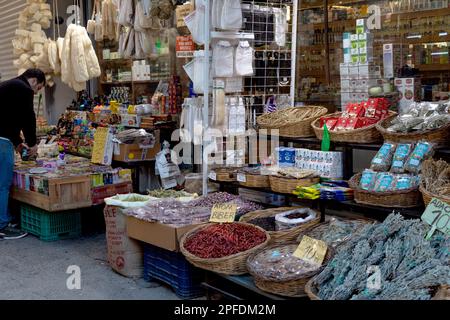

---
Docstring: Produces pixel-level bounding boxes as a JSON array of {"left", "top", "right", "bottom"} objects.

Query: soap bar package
[
  {"left": 360, "top": 169, "right": 377, "bottom": 191},
  {"left": 373, "top": 172, "right": 395, "bottom": 192},
  {"left": 370, "top": 143, "right": 396, "bottom": 172},
  {"left": 391, "top": 143, "right": 414, "bottom": 173},
  {"left": 404, "top": 141, "right": 434, "bottom": 174}
]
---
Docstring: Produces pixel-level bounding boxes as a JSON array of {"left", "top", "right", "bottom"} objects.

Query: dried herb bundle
[{"left": 315, "top": 214, "right": 450, "bottom": 300}]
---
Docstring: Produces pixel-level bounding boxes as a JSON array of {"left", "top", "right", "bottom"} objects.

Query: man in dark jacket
[{"left": 0, "top": 68, "right": 45, "bottom": 240}]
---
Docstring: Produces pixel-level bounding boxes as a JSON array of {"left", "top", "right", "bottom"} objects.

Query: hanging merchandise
[
  {"left": 102, "top": 0, "right": 119, "bottom": 41},
  {"left": 184, "top": 2, "right": 206, "bottom": 45},
  {"left": 61, "top": 24, "right": 102, "bottom": 92},
  {"left": 221, "top": 0, "right": 243, "bottom": 30},
  {"left": 235, "top": 41, "right": 254, "bottom": 76},
  {"left": 12, "top": 0, "right": 55, "bottom": 85},
  {"left": 193, "top": 50, "right": 207, "bottom": 94},
  {"left": 118, "top": 0, "right": 134, "bottom": 27},
  {"left": 212, "top": 80, "right": 226, "bottom": 131},
  {"left": 273, "top": 7, "right": 288, "bottom": 47},
  {"left": 213, "top": 41, "right": 234, "bottom": 78}
]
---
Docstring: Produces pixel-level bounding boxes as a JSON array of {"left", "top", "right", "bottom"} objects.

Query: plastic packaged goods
[
  {"left": 212, "top": 41, "right": 234, "bottom": 77},
  {"left": 275, "top": 208, "right": 317, "bottom": 231},
  {"left": 372, "top": 172, "right": 396, "bottom": 192},
  {"left": 404, "top": 141, "right": 435, "bottom": 174},
  {"left": 360, "top": 169, "right": 377, "bottom": 191},
  {"left": 247, "top": 244, "right": 321, "bottom": 281},
  {"left": 235, "top": 41, "right": 254, "bottom": 76},
  {"left": 393, "top": 174, "right": 419, "bottom": 191},
  {"left": 390, "top": 143, "right": 414, "bottom": 173},
  {"left": 370, "top": 143, "right": 396, "bottom": 171}
]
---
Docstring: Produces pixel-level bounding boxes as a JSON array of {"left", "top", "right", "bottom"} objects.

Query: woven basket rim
[
  {"left": 311, "top": 110, "right": 397, "bottom": 133},
  {"left": 349, "top": 173, "right": 419, "bottom": 195},
  {"left": 180, "top": 222, "right": 271, "bottom": 264},
  {"left": 376, "top": 114, "right": 450, "bottom": 137},
  {"left": 419, "top": 184, "right": 450, "bottom": 203},
  {"left": 269, "top": 175, "right": 320, "bottom": 181},
  {"left": 247, "top": 242, "right": 334, "bottom": 282},
  {"left": 240, "top": 207, "right": 321, "bottom": 237},
  {"left": 258, "top": 106, "right": 328, "bottom": 129}
]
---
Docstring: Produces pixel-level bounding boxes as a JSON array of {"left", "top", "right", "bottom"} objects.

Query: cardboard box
[
  {"left": 113, "top": 141, "right": 161, "bottom": 162},
  {"left": 126, "top": 216, "right": 203, "bottom": 252},
  {"left": 340, "top": 63, "right": 349, "bottom": 78},
  {"left": 395, "top": 77, "right": 422, "bottom": 111},
  {"left": 348, "top": 63, "right": 359, "bottom": 78}
]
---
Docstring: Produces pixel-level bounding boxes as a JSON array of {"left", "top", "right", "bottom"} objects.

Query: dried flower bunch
[
  {"left": 314, "top": 213, "right": 450, "bottom": 300},
  {"left": 422, "top": 159, "right": 450, "bottom": 197}
]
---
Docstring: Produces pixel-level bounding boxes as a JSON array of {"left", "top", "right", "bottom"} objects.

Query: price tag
[
  {"left": 421, "top": 198, "right": 450, "bottom": 239},
  {"left": 293, "top": 235, "right": 328, "bottom": 266},
  {"left": 237, "top": 173, "right": 246, "bottom": 183},
  {"left": 210, "top": 204, "right": 237, "bottom": 223},
  {"left": 209, "top": 172, "right": 217, "bottom": 181}
]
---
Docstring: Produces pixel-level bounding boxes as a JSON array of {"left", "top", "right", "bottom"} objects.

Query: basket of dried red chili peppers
[{"left": 180, "top": 222, "right": 270, "bottom": 275}]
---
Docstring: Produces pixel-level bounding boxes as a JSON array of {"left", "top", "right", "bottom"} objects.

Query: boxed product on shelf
[
  {"left": 295, "top": 149, "right": 344, "bottom": 179},
  {"left": 394, "top": 78, "right": 422, "bottom": 111},
  {"left": 383, "top": 43, "right": 409, "bottom": 79}
]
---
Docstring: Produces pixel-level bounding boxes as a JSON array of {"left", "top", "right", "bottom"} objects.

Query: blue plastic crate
[{"left": 143, "top": 244, "right": 205, "bottom": 299}]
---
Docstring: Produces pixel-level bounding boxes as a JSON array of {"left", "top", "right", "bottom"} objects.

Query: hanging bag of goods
[
  {"left": 180, "top": 222, "right": 270, "bottom": 275},
  {"left": 246, "top": 243, "right": 334, "bottom": 297}
]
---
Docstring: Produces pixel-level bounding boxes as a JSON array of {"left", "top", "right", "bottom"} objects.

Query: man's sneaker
[
  {"left": 0, "top": 226, "right": 28, "bottom": 240},
  {"left": 8, "top": 222, "right": 19, "bottom": 229}
]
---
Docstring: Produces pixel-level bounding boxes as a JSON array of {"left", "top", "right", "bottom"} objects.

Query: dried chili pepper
[{"left": 184, "top": 223, "right": 267, "bottom": 259}]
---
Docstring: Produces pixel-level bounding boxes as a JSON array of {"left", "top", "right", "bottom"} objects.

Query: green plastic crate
[{"left": 20, "top": 204, "right": 81, "bottom": 242}]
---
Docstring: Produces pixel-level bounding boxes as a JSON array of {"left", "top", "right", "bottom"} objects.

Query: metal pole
[
  {"left": 202, "top": 0, "right": 211, "bottom": 196},
  {"left": 291, "top": 0, "right": 298, "bottom": 106}
]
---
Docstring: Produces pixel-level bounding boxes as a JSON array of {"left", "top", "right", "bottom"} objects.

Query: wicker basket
[
  {"left": 269, "top": 175, "right": 320, "bottom": 194},
  {"left": 349, "top": 173, "right": 422, "bottom": 208},
  {"left": 211, "top": 168, "right": 238, "bottom": 182},
  {"left": 419, "top": 184, "right": 450, "bottom": 206},
  {"left": 179, "top": 222, "right": 270, "bottom": 275},
  {"left": 257, "top": 106, "right": 328, "bottom": 138},
  {"left": 247, "top": 243, "right": 334, "bottom": 297},
  {"left": 305, "top": 278, "right": 449, "bottom": 300},
  {"left": 311, "top": 111, "right": 396, "bottom": 143},
  {"left": 376, "top": 114, "right": 450, "bottom": 147},
  {"left": 239, "top": 173, "right": 270, "bottom": 188},
  {"left": 239, "top": 207, "right": 321, "bottom": 244}
]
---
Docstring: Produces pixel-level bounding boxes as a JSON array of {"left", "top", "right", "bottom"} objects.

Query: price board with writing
[
  {"left": 293, "top": 235, "right": 328, "bottom": 266},
  {"left": 210, "top": 204, "right": 237, "bottom": 223},
  {"left": 421, "top": 197, "right": 450, "bottom": 239}
]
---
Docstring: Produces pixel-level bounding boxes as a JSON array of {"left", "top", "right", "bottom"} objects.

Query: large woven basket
[
  {"left": 419, "top": 184, "right": 450, "bottom": 206},
  {"left": 211, "top": 168, "right": 238, "bottom": 182},
  {"left": 269, "top": 175, "right": 320, "bottom": 194},
  {"left": 305, "top": 278, "right": 449, "bottom": 300},
  {"left": 311, "top": 111, "right": 396, "bottom": 143},
  {"left": 239, "top": 173, "right": 270, "bottom": 188},
  {"left": 179, "top": 222, "right": 270, "bottom": 275},
  {"left": 257, "top": 106, "right": 328, "bottom": 138},
  {"left": 349, "top": 173, "right": 422, "bottom": 208},
  {"left": 247, "top": 243, "right": 334, "bottom": 297},
  {"left": 376, "top": 114, "right": 450, "bottom": 147},
  {"left": 239, "top": 207, "right": 321, "bottom": 245}
]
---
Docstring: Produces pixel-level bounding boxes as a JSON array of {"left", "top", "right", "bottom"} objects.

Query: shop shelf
[
  {"left": 20, "top": 204, "right": 81, "bottom": 242},
  {"left": 143, "top": 244, "right": 205, "bottom": 299},
  {"left": 10, "top": 175, "right": 92, "bottom": 212}
]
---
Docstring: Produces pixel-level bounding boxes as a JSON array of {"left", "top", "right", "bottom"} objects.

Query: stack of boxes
[
  {"left": 340, "top": 19, "right": 383, "bottom": 109},
  {"left": 132, "top": 60, "right": 151, "bottom": 81}
]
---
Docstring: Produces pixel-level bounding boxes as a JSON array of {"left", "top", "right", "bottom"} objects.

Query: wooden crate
[{"left": 10, "top": 175, "right": 92, "bottom": 212}]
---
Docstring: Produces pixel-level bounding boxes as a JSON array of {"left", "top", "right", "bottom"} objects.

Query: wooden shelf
[
  {"left": 100, "top": 81, "right": 132, "bottom": 85},
  {"left": 417, "top": 63, "right": 450, "bottom": 72},
  {"left": 133, "top": 80, "right": 167, "bottom": 84}
]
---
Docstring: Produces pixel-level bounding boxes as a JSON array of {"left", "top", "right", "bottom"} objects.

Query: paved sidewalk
[{"left": 0, "top": 233, "right": 181, "bottom": 300}]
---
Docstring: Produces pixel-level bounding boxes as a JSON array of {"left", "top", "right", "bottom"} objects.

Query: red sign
[{"left": 176, "top": 36, "right": 194, "bottom": 58}]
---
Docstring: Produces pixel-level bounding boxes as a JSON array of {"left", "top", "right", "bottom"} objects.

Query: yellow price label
[
  {"left": 210, "top": 204, "right": 237, "bottom": 223},
  {"left": 293, "top": 235, "right": 328, "bottom": 266}
]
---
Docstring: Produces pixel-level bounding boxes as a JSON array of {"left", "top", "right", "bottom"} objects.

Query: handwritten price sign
[
  {"left": 294, "top": 235, "right": 328, "bottom": 266},
  {"left": 210, "top": 204, "right": 237, "bottom": 223},
  {"left": 421, "top": 197, "right": 450, "bottom": 239}
]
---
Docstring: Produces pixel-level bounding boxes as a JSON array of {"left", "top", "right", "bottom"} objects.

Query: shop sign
[
  {"left": 176, "top": 36, "right": 195, "bottom": 58},
  {"left": 422, "top": 198, "right": 450, "bottom": 239},
  {"left": 210, "top": 204, "right": 237, "bottom": 223},
  {"left": 294, "top": 235, "right": 328, "bottom": 266}
]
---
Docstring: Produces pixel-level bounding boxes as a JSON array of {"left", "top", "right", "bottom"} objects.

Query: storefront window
[{"left": 296, "top": 0, "right": 450, "bottom": 111}]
